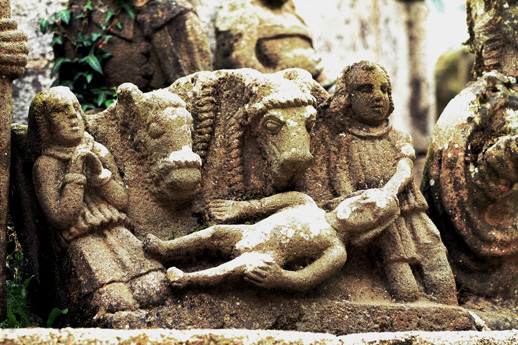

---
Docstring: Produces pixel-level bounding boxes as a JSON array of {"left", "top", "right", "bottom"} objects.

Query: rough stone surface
[
  {"left": 0, "top": 329, "right": 517, "bottom": 345},
  {"left": 11, "top": 0, "right": 67, "bottom": 124},
  {"left": 57, "top": 0, "right": 212, "bottom": 92},
  {"left": 11, "top": 0, "right": 435, "bottom": 152},
  {"left": 11, "top": 69, "right": 471, "bottom": 330}
]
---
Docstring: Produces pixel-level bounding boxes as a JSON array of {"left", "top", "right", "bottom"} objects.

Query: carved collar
[
  {"left": 344, "top": 119, "right": 392, "bottom": 138},
  {"left": 42, "top": 133, "right": 95, "bottom": 160}
]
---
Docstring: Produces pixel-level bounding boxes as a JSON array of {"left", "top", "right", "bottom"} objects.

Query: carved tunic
[
  {"left": 34, "top": 135, "right": 162, "bottom": 297},
  {"left": 330, "top": 125, "right": 443, "bottom": 263}
]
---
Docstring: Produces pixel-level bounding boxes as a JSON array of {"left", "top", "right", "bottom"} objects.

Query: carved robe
[
  {"left": 330, "top": 124, "right": 445, "bottom": 264},
  {"left": 34, "top": 134, "right": 163, "bottom": 297}
]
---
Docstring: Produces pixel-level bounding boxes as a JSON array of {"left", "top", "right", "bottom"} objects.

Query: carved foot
[
  {"left": 167, "top": 267, "right": 189, "bottom": 289},
  {"left": 384, "top": 262, "right": 419, "bottom": 303},
  {"left": 143, "top": 234, "right": 168, "bottom": 261}
]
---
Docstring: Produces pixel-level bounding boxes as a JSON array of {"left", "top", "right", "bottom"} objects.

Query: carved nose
[{"left": 278, "top": 151, "right": 314, "bottom": 175}]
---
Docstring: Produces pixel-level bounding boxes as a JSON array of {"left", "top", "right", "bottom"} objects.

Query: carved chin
[
  {"left": 270, "top": 152, "right": 314, "bottom": 190},
  {"left": 152, "top": 167, "right": 201, "bottom": 203}
]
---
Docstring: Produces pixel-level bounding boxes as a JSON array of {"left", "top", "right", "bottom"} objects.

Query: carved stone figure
[
  {"left": 145, "top": 189, "right": 399, "bottom": 291},
  {"left": 27, "top": 87, "right": 169, "bottom": 319},
  {"left": 86, "top": 83, "right": 203, "bottom": 240},
  {"left": 421, "top": 0, "right": 518, "bottom": 298},
  {"left": 214, "top": 0, "right": 331, "bottom": 88},
  {"left": 304, "top": 61, "right": 457, "bottom": 305},
  {"left": 0, "top": 0, "right": 28, "bottom": 321},
  {"left": 58, "top": 0, "right": 212, "bottom": 91},
  {"left": 169, "top": 68, "right": 328, "bottom": 216}
]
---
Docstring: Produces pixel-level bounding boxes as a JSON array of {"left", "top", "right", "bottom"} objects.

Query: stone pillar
[{"left": 0, "top": 0, "right": 27, "bottom": 320}]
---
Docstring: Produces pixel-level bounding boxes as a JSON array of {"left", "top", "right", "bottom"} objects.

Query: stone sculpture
[
  {"left": 86, "top": 83, "right": 203, "bottom": 240},
  {"left": 0, "top": 0, "right": 28, "bottom": 320},
  {"left": 214, "top": 0, "right": 331, "bottom": 88},
  {"left": 27, "top": 87, "right": 169, "bottom": 319},
  {"left": 58, "top": 0, "right": 212, "bottom": 91},
  {"left": 145, "top": 189, "right": 399, "bottom": 291},
  {"left": 304, "top": 61, "right": 457, "bottom": 305},
  {"left": 422, "top": 0, "right": 518, "bottom": 297},
  {"left": 169, "top": 68, "right": 328, "bottom": 214}
]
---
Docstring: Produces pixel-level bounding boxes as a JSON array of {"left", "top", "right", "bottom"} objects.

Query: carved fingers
[
  {"left": 208, "top": 199, "right": 248, "bottom": 223},
  {"left": 243, "top": 257, "right": 283, "bottom": 288}
]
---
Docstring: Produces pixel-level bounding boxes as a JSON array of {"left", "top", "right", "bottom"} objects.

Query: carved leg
[
  {"left": 384, "top": 261, "right": 419, "bottom": 302},
  {"left": 168, "top": 252, "right": 273, "bottom": 288},
  {"left": 420, "top": 249, "right": 458, "bottom": 305},
  {"left": 144, "top": 225, "right": 245, "bottom": 262}
]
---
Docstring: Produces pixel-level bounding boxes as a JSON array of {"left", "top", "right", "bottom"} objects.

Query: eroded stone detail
[
  {"left": 303, "top": 61, "right": 457, "bottom": 305},
  {"left": 58, "top": 0, "right": 212, "bottom": 91},
  {"left": 28, "top": 87, "right": 169, "bottom": 318},
  {"left": 214, "top": 0, "right": 331, "bottom": 88}
]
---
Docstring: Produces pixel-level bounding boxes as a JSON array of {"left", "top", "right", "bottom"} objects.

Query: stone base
[
  {"left": 96, "top": 292, "right": 475, "bottom": 334},
  {"left": 2, "top": 328, "right": 517, "bottom": 345}
]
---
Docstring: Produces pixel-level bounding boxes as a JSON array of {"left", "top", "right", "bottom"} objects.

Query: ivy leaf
[
  {"left": 38, "top": 18, "right": 49, "bottom": 34},
  {"left": 105, "top": 10, "right": 115, "bottom": 23},
  {"left": 46, "top": 308, "right": 68, "bottom": 328},
  {"left": 121, "top": 3, "right": 135, "bottom": 19},
  {"left": 81, "top": 52, "right": 103, "bottom": 74},
  {"left": 84, "top": 0, "right": 93, "bottom": 11},
  {"left": 56, "top": 10, "right": 71, "bottom": 25},
  {"left": 51, "top": 35, "right": 63, "bottom": 46},
  {"left": 91, "top": 32, "right": 102, "bottom": 41},
  {"left": 50, "top": 57, "right": 70, "bottom": 77}
]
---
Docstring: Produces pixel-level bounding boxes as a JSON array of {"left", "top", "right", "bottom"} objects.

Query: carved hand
[
  {"left": 208, "top": 199, "right": 252, "bottom": 223},
  {"left": 243, "top": 257, "right": 284, "bottom": 289}
]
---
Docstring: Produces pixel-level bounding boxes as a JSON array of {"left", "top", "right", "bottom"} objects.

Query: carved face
[
  {"left": 47, "top": 89, "right": 85, "bottom": 147},
  {"left": 255, "top": 105, "right": 316, "bottom": 190},
  {"left": 146, "top": 106, "right": 202, "bottom": 204},
  {"left": 349, "top": 67, "right": 391, "bottom": 126}
]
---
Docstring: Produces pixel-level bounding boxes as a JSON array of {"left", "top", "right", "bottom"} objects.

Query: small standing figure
[
  {"left": 145, "top": 189, "right": 399, "bottom": 292},
  {"left": 321, "top": 61, "right": 457, "bottom": 304},
  {"left": 29, "top": 87, "right": 168, "bottom": 315}
]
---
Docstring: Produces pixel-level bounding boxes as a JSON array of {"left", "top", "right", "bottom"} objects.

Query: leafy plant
[
  {"left": 38, "top": 0, "right": 135, "bottom": 110},
  {"left": 0, "top": 223, "right": 68, "bottom": 328}
]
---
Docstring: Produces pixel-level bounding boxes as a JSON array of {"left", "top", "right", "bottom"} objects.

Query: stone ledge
[{"left": 0, "top": 329, "right": 517, "bottom": 345}]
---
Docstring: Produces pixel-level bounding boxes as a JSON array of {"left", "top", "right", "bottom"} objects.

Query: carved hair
[
  {"left": 27, "top": 87, "right": 84, "bottom": 155},
  {"left": 226, "top": 90, "right": 317, "bottom": 196},
  {"left": 192, "top": 80, "right": 218, "bottom": 158},
  {"left": 323, "top": 60, "right": 394, "bottom": 120}
]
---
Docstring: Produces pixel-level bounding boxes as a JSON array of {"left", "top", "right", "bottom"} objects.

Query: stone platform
[{"left": 1, "top": 329, "right": 517, "bottom": 345}]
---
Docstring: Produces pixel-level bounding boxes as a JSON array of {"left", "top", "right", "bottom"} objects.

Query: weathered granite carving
[
  {"left": 421, "top": 0, "right": 518, "bottom": 298},
  {"left": 27, "top": 86, "right": 169, "bottom": 319},
  {"left": 145, "top": 189, "right": 399, "bottom": 291},
  {"left": 303, "top": 61, "right": 457, "bottom": 305},
  {"left": 0, "top": 0, "right": 28, "bottom": 321},
  {"left": 57, "top": 0, "right": 212, "bottom": 91},
  {"left": 214, "top": 0, "right": 331, "bottom": 88},
  {"left": 86, "top": 83, "right": 203, "bottom": 240},
  {"left": 169, "top": 68, "right": 328, "bottom": 213},
  {"left": 11, "top": 67, "right": 474, "bottom": 330}
]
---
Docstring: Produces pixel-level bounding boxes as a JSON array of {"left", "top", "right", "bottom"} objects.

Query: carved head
[
  {"left": 326, "top": 188, "right": 399, "bottom": 246},
  {"left": 467, "top": 0, "right": 518, "bottom": 77},
  {"left": 28, "top": 86, "right": 85, "bottom": 154},
  {"left": 244, "top": 70, "right": 317, "bottom": 191},
  {"left": 326, "top": 61, "right": 394, "bottom": 128},
  {"left": 115, "top": 83, "right": 202, "bottom": 205}
]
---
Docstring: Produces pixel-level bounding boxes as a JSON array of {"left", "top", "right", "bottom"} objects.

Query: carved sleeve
[{"left": 33, "top": 156, "right": 85, "bottom": 231}]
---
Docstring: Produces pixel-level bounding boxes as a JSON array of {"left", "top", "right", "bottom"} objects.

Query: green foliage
[
  {"left": 38, "top": 0, "right": 134, "bottom": 110},
  {"left": 0, "top": 223, "right": 68, "bottom": 328}
]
